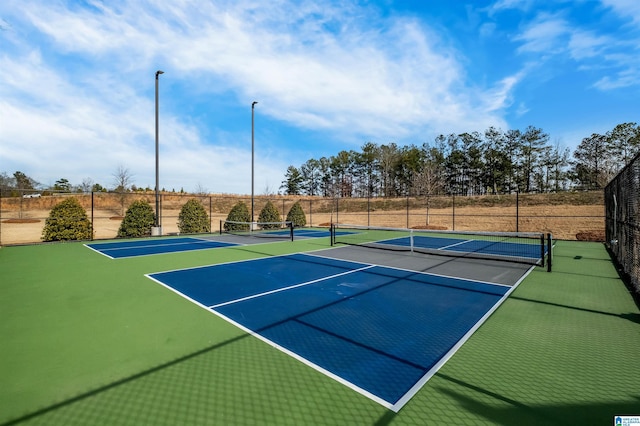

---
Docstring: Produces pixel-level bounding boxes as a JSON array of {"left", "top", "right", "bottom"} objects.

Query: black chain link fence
[
  {"left": 605, "top": 152, "right": 640, "bottom": 296},
  {"left": 0, "top": 191, "right": 604, "bottom": 245}
]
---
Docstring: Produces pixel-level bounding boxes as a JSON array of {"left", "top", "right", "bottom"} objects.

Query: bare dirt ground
[{"left": 1, "top": 204, "right": 604, "bottom": 245}]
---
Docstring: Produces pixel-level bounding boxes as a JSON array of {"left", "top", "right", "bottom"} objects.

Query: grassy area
[{"left": 1, "top": 236, "right": 637, "bottom": 425}]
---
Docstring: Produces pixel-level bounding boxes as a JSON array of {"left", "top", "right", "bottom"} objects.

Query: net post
[
  {"left": 330, "top": 223, "right": 335, "bottom": 246},
  {"left": 219, "top": 220, "right": 223, "bottom": 235},
  {"left": 410, "top": 229, "right": 414, "bottom": 253},
  {"left": 547, "top": 233, "right": 553, "bottom": 272},
  {"left": 288, "top": 221, "right": 294, "bottom": 241},
  {"left": 540, "top": 233, "right": 545, "bottom": 268}
]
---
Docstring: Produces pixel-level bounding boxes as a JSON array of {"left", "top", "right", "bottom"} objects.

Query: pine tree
[
  {"left": 286, "top": 201, "right": 306, "bottom": 227},
  {"left": 258, "top": 200, "right": 281, "bottom": 229},
  {"left": 224, "top": 202, "right": 250, "bottom": 231},
  {"left": 42, "top": 197, "right": 93, "bottom": 241},
  {"left": 117, "top": 200, "right": 155, "bottom": 237},
  {"left": 178, "top": 199, "right": 210, "bottom": 234}
]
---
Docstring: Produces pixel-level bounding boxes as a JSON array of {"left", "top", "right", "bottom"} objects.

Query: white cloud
[
  {"left": 482, "top": 70, "right": 527, "bottom": 112},
  {"left": 593, "top": 68, "right": 639, "bottom": 90},
  {"left": 568, "top": 30, "right": 611, "bottom": 60},
  {"left": 0, "top": 0, "right": 516, "bottom": 192},
  {"left": 600, "top": 0, "right": 640, "bottom": 25},
  {"left": 504, "top": 3, "right": 640, "bottom": 92},
  {"left": 514, "top": 13, "right": 569, "bottom": 54},
  {"left": 16, "top": 0, "right": 508, "bottom": 132},
  {"left": 486, "top": 0, "right": 538, "bottom": 18},
  {"left": 0, "top": 49, "right": 285, "bottom": 193}
]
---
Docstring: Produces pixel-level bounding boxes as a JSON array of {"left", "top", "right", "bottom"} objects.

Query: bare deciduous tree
[{"left": 112, "top": 166, "right": 135, "bottom": 216}]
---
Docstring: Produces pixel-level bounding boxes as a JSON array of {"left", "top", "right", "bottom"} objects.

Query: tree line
[
  {"left": 0, "top": 166, "right": 192, "bottom": 197},
  {"left": 2, "top": 123, "right": 638, "bottom": 198},
  {"left": 280, "top": 123, "right": 640, "bottom": 197}
]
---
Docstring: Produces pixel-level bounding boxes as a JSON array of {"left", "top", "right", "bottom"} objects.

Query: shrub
[
  {"left": 178, "top": 199, "right": 211, "bottom": 234},
  {"left": 42, "top": 197, "right": 93, "bottom": 242},
  {"left": 224, "top": 201, "right": 250, "bottom": 231},
  {"left": 117, "top": 200, "right": 155, "bottom": 238},
  {"left": 286, "top": 201, "right": 307, "bottom": 227},
  {"left": 258, "top": 200, "right": 282, "bottom": 229}
]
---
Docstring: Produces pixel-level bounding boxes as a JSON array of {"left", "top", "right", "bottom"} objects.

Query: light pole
[
  {"left": 251, "top": 101, "right": 258, "bottom": 226},
  {"left": 155, "top": 70, "right": 164, "bottom": 232}
]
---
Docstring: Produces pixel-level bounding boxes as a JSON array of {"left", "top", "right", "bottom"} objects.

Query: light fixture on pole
[
  {"left": 154, "top": 70, "right": 164, "bottom": 234},
  {"left": 251, "top": 101, "right": 258, "bottom": 226}
]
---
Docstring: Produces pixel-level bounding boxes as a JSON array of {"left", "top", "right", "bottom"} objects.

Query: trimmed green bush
[
  {"left": 178, "top": 199, "right": 211, "bottom": 234},
  {"left": 117, "top": 200, "right": 155, "bottom": 238},
  {"left": 42, "top": 197, "right": 93, "bottom": 242},
  {"left": 258, "top": 200, "right": 282, "bottom": 229},
  {"left": 224, "top": 201, "right": 250, "bottom": 231},
  {"left": 286, "top": 201, "right": 307, "bottom": 227}
]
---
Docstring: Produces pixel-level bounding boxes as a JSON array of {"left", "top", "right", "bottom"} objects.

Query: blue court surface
[
  {"left": 86, "top": 237, "right": 238, "bottom": 259},
  {"left": 293, "top": 228, "right": 332, "bottom": 238},
  {"left": 379, "top": 235, "right": 544, "bottom": 261},
  {"left": 147, "top": 253, "right": 517, "bottom": 411}
]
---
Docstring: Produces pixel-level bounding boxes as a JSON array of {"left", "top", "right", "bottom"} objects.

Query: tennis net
[
  {"left": 331, "top": 223, "right": 551, "bottom": 269},
  {"left": 220, "top": 220, "right": 294, "bottom": 241}
]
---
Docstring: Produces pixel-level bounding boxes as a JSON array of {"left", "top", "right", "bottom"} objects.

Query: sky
[{"left": 1, "top": 0, "right": 639, "bottom": 194}]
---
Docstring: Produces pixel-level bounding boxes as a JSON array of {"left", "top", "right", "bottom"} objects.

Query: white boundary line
[
  {"left": 390, "top": 264, "right": 535, "bottom": 411},
  {"left": 438, "top": 239, "right": 473, "bottom": 250},
  {"left": 302, "top": 251, "right": 511, "bottom": 288},
  {"left": 371, "top": 235, "right": 543, "bottom": 262},
  {"left": 85, "top": 237, "right": 240, "bottom": 259},
  {"left": 150, "top": 252, "right": 300, "bottom": 275},
  {"left": 209, "top": 265, "right": 375, "bottom": 309},
  {"left": 83, "top": 243, "right": 115, "bottom": 259},
  {"left": 213, "top": 308, "right": 395, "bottom": 410},
  {"left": 96, "top": 238, "right": 221, "bottom": 252},
  {"left": 144, "top": 260, "right": 394, "bottom": 410}
]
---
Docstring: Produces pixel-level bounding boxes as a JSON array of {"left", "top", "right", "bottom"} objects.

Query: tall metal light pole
[
  {"left": 155, "top": 70, "right": 164, "bottom": 232},
  {"left": 251, "top": 101, "right": 258, "bottom": 225}
]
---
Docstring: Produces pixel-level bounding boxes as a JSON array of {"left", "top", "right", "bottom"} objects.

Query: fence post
[
  {"left": 209, "top": 196, "right": 213, "bottom": 233},
  {"left": 547, "top": 233, "right": 553, "bottom": 272},
  {"left": 406, "top": 196, "right": 409, "bottom": 229},
  {"left": 367, "top": 195, "right": 370, "bottom": 227},
  {"left": 516, "top": 191, "right": 519, "bottom": 232},
  {"left": 452, "top": 193, "right": 456, "bottom": 231},
  {"left": 309, "top": 199, "right": 312, "bottom": 227}
]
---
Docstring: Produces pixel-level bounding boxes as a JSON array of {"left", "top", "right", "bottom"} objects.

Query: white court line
[
  {"left": 97, "top": 238, "right": 220, "bottom": 252},
  {"left": 438, "top": 239, "right": 473, "bottom": 250},
  {"left": 390, "top": 264, "right": 536, "bottom": 412},
  {"left": 208, "top": 264, "right": 376, "bottom": 309},
  {"left": 83, "top": 243, "right": 115, "bottom": 259},
  {"left": 302, "top": 252, "right": 512, "bottom": 288},
  {"left": 147, "top": 252, "right": 534, "bottom": 411}
]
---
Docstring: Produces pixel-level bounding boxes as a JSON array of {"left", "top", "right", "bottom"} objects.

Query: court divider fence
[
  {"left": 605, "top": 152, "right": 640, "bottom": 296},
  {"left": 0, "top": 191, "right": 604, "bottom": 246}
]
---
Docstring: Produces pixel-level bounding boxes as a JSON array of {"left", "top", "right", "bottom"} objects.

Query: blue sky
[{"left": 1, "top": 0, "right": 639, "bottom": 194}]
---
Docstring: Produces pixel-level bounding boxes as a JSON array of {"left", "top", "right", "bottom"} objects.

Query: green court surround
[{"left": 1, "top": 237, "right": 638, "bottom": 425}]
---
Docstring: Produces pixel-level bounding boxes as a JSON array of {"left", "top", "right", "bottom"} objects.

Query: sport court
[
  {"left": 147, "top": 239, "right": 534, "bottom": 411},
  {"left": 86, "top": 228, "right": 333, "bottom": 259},
  {"left": 2, "top": 232, "right": 638, "bottom": 425}
]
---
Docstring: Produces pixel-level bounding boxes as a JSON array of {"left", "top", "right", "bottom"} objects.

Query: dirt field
[{"left": 0, "top": 204, "right": 604, "bottom": 245}]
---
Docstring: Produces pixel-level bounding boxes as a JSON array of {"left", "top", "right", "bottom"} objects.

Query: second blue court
[
  {"left": 86, "top": 237, "right": 238, "bottom": 258},
  {"left": 147, "top": 253, "right": 517, "bottom": 411}
]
